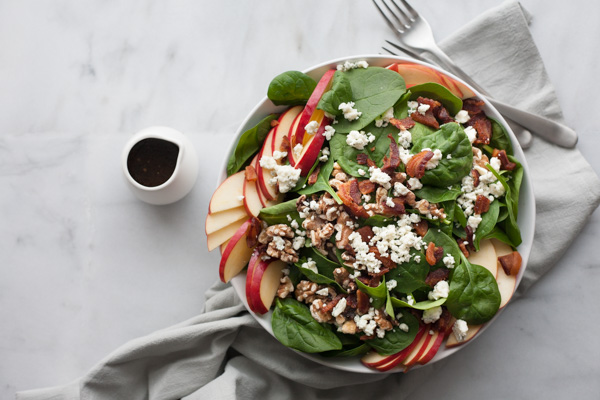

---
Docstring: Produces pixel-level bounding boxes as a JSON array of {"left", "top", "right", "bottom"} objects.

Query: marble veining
[{"left": 1, "top": 1, "right": 599, "bottom": 399}]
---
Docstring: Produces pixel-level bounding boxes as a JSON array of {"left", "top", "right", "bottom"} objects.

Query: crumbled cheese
[
  {"left": 407, "top": 101, "right": 418, "bottom": 114},
  {"left": 422, "top": 306, "right": 443, "bottom": 324},
  {"left": 355, "top": 60, "right": 369, "bottom": 69},
  {"left": 417, "top": 103, "right": 431, "bottom": 115},
  {"left": 393, "top": 182, "right": 410, "bottom": 197},
  {"left": 407, "top": 177, "right": 423, "bottom": 190},
  {"left": 324, "top": 125, "right": 336, "bottom": 141},
  {"left": 446, "top": 154, "right": 453, "bottom": 160},
  {"left": 292, "top": 236, "right": 305, "bottom": 250},
  {"left": 369, "top": 166, "right": 392, "bottom": 189},
  {"left": 301, "top": 258, "right": 318, "bottom": 274},
  {"left": 455, "top": 110, "right": 471, "bottom": 124},
  {"left": 362, "top": 194, "right": 371, "bottom": 203},
  {"left": 293, "top": 143, "right": 303, "bottom": 157},
  {"left": 375, "top": 107, "right": 395, "bottom": 128},
  {"left": 425, "top": 149, "right": 443, "bottom": 170},
  {"left": 354, "top": 307, "right": 378, "bottom": 336},
  {"left": 337, "top": 60, "right": 369, "bottom": 71},
  {"left": 489, "top": 156, "right": 501, "bottom": 172},
  {"left": 290, "top": 220, "right": 299, "bottom": 229},
  {"left": 385, "top": 197, "right": 395, "bottom": 207},
  {"left": 414, "top": 255, "right": 421, "bottom": 263},
  {"left": 457, "top": 150, "right": 505, "bottom": 217},
  {"left": 346, "top": 130, "right": 374, "bottom": 150},
  {"left": 305, "top": 120, "right": 319, "bottom": 135},
  {"left": 453, "top": 319, "right": 469, "bottom": 342},
  {"left": 272, "top": 236, "right": 286, "bottom": 251},
  {"left": 331, "top": 297, "right": 347, "bottom": 318},
  {"left": 386, "top": 279, "right": 397, "bottom": 291},
  {"left": 376, "top": 328, "right": 386, "bottom": 339},
  {"left": 348, "top": 231, "right": 382, "bottom": 274},
  {"left": 319, "top": 147, "right": 330, "bottom": 162},
  {"left": 406, "top": 294, "right": 415, "bottom": 306},
  {"left": 272, "top": 165, "right": 301, "bottom": 193},
  {"left": 468, "top": 214, "right": 483, "bottom": 231},
  {"left": 339, "top": 102, "right": 362, "bottom": 121},
  {"left": 398, "top": 147, "right": 413, "bottom": 164},
  {"left": 259, "top": 156, "right": 278, "bottom": 170},
  {"left": 428, "top": 280, "right": 450, "bottom": 300},
  {"left": 358, "top": 168, "right": 366, "bottom": 176},
  {"left": 398, "top": 323, "right": 410, "bottom": 332},
  {"left": 272, "top": 150, "right": 287, "bottom": 160},
  {"left": 316, "top": 288, "right": 329, "bottom": 296},
  {"left": 464, "top": 126, "right": 477, "bottom": 143},
  {"left": 398, "top": 130, "right": 412, "bottom": 148},
  {"left": 443, "top": 254, "right": 455, "bottom": 269}
]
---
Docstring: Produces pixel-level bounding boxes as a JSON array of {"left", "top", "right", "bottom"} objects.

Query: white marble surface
[{"left": 1, "top": 0, "right": 599, "bottom": 398}]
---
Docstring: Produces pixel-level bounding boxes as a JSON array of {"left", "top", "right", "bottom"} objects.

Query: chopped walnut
[
  {"left": 334, "top": 211, "right": 354, "bottom": 249},
  {"left": 310, "top": 299, "right": 332, "bottom": 323},
  {"left": 340, "top": 320, "right": 358, "bottom": 334},
  {"left": 295, "top": 280, "right": 318, "bottom": 303},
  {"left": 415, "top": 199, "right": 446, "bottom": 220},
  {"left": 374, "top": 313, "right": 394, "bottom": 331},
  {"left": 277, "top": 276, "right": 294, "bottom": 299},
  {"left": 258, "top": 223, "right": 299, "bottom": 263}
]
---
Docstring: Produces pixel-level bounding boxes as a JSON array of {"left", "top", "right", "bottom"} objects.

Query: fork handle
[{"left": 422, "top": 49, "right": 578, "bottom": 148}]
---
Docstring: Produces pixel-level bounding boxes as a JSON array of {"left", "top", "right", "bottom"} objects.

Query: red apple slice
[
  {"left": 491, "top": 239, "right": 517, "bottom": 309},
  {"left": 402, "top": 325, "right": 434, "bottom": 369},
  {"left": 290, "top": 121, "right": 327, "bottom": 176},
  {"left": 245, "top": 249, "right": 262, "bottom": 311},
  {"left": 272, "top": 106, "right": 303, "bottom": 154},
  {"left": 370, "top": 325, "right": 427, "bottom": 372},
  {"left": 247, "top": 258, "right": 286, "bottom": 314},
  {"left": 468, "top": 238, "right": 498, "bottom": 277},
  {"left": 219, "top": 219, "right": 255, "bottom": 283},
  {"left": 208, "top": 171, "right": 245, "bottom": 213},
  {"left": 205, "top": 206, "right": 248, "bottom": 235},
  {"left": 220, "top": 240, "right": 230, "bottom": 255},
  {"left": 417, "top": 330, "right": 445, "bottom": 365},
  {"left": 291, "top": 69, "right": 335, "bottom": 147},
  {"left": 207, "top": 216, "right": 247, "bottom": 251},
  {"left": 393, "top": 63, "right": 475, "bottom": 100},
  {"left": 256, "top": 127, "right": 278, "bottom": 201},
  {"left": 361, "top": 351, "right": 399, "bottom": 369},
  {"left": 446, "top": 323, "right": 483, "bottom": 348}
]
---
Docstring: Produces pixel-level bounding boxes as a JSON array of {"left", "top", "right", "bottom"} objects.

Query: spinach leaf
[
  {"left": 414, "top": 185, "right": 461, "bottom": 203},
  {"left": 333, "top": 67, "right": 407, "bottom": 132},
  {"left": 386, "top": 290, "right": 395, "bottom": 320},
  {"left": 317, "top": 71, "right": 352, "bottom": 116},
  {"left": 267, "top": 71, "right": 317, "bottom": 106},
  {"left": 355, "top": 278, "right": 387, "bottom": 309},
  {"left": 454, "top": 204, "right": 467, "bottom": 228},
  {"left": 445, "top": 255, "right": 501, "bottom": 324},
  {"left": 297, "top": 156, "right": 342, "bottom": 204},
  {"left": 423, "top": 229, "right": 462, "bottom": 268},
  {"left": 226, "top": 114, "right": 279, "bottom": 176},
  {"left": 473, "top": 199, "right": 500, "bottom": 251},
  {"left": 411, "top": 123, "right": 473, "bottom": 187},
  {"left": 364, "top": 215, "right": 396, "bottom": 228},
  {"left": 296, "top": 259, "right": 346, "bottom": 294},
  {"left": 292, "top": 154, "right": 321, "bottom": 192},
  {"left": 507, "top": 156, "right": 524, "bottom": 219},
  {"left": 301, "top": 247, "right": 341, "bottom": 279},
  {"left": 287, "top": 264, "right": 302, "bottom": 286},
  {"left": 439, "top": 200, "right": 456, "bottom": 237},
  {"left": 390, "top": 296, "right": 446, "bottom": 310},
  {"left": 409, "top": 122, "right": 436, "bottom": 143},
  {"left": 482, "top": 226, "right": 514, "bottom": 248},
  {"left": 366, "top": 311, "right": 419, "bottom": 355},
  {"left": 385, "top": 249, "right": 429, "bottom": 294},
  {"left": 272, "top": 298, "right": 342, "bottom": 353},
  {"left": 321, "top": 342, "right": 372, "bottom": 358},
  {"left": 409, "top": 82, "right": 463, "bottom": 115},
  {"left": 486, "top": 165, "right": 522, "bottom": 246},
  {"left": 489, "top": 118, "right": 514, "bottom": 155},
  {"left": 259, "top": 199, "right": 300, "bottom": 225}
]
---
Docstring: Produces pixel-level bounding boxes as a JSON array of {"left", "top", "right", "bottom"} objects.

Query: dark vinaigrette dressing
[{"left": 127, "top": 138, "right": 179, "bottom": 187}]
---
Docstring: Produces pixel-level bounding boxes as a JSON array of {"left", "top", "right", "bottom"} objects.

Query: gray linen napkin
[{"left": 17, "top": 1, "right": 600, "bottom": 399}]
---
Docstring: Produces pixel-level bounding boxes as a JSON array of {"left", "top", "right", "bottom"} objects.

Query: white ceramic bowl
[{"left": 221, "top": 55, "right": 535, "bottom": 373}]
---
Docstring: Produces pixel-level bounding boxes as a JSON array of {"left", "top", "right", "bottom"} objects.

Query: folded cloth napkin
[{"left": 18, "top": 1, "right": 600, "bottom": 399}]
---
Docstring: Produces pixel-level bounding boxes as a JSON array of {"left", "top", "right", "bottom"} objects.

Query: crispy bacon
[
  {"left": 357, "top": 226, "right": 374, "bottom": 243},
  {"left": 356, "top": 153, "right": 368, "bottom": 165},
  {"left": 391, "top": 172, "right": 406, "bottom": 185},
  {"left": 462, "top": 98, "right": 485, "bottom": 114},
  {"left": 465, "top": 226, "right": 475, "bottom": 251},
  {"left": 425, "top": 268, "right": 450, "bottom": 287},
  {"left": 493, "top": 149, "right": 517, "bottom": 171},
  {"left": 270, "top": 119, "right": 279, "bottom": 127},
  {"left": 468, "top": 113, "right": 492, "bottom": 145},
  {"left": 434, "top": 105, "right": 454, "bottom": 124},
  {"left": 426, "top": 242, "right": 444, "bottom": 266},
  {"left": 345, "top": 293, "right": 357, "bottom": 309},
  {"left": 322, "top": 294, "right": 344, "bottom": 312},
  {"left": 280, "top": 135, "right": 291, "bottom": 153},
  {"left": 413, "top": 220, "right": 429, "bottom": 237},
  {"left": 471, "top": 169, "right": 480, "bottom": 188},
  {"left": 245, "top": 165, "right": 258, "bottom": 181},
  {"left": 381, "top": 134, "right": 400, "bottom": 174},
  {"left": 337, "top": 179, "right": 370, "bottom": 218},
  {"left": 457, "top": 239, "right": 470, "bottom": 258},
  {"left": 245, "top": 217, "right": 262, "bottom": 248},
  {"left": 389, "top": 116, "right": 416, "bottom": 131},
  {"left": 498, "top": 251, "right": 522, "bottom": 276},
  {"left": 358, "top": 180, "right": 376, "bottom": 195},
  {"left": 411, "top": 109, "right": 440, "bottom": 130},
  {"left": 382, "top": 197, "right": 406, "bottom": 216},
  {"left": 357, "top": 290, "right": 370, "bottom": 314},
  {"left": 406, "top": 150, "right": 434, "bottom": 179},
  {"left": 474, "top": 195, "right": 491, "bottom": 214},
  {"left": 432, "top": 308, "right": 453, "bottom": 335},
  {"left": 307, "top": 166, "right": 320, "bottom": 186}
]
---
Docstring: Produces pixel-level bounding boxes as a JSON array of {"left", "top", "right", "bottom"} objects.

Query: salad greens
[{"left": 227, "top": 60, "right": 524, "bottom": 364}]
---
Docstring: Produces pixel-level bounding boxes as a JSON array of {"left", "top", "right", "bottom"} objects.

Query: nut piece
[
  {"left": 295, "top": 280, "right": 318, "bottom": 303},
  {"left": 310, "top": 299, "right": 332, "bottom": 323},
  {"left": 277, "top": 276, "right": 294, "bottom": 299},
  {"left": 415, "top": 199, "right": 446, "bottom": 220},
  {"left": 258, "top": 223, "right": 299, "bottom": 263}
]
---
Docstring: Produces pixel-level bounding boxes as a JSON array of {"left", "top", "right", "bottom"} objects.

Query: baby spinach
[
  {"left": 390, "top": 296, "right": 446, "bottom": 310},
  {"left": 439, "top": 200, "right": 456, "bottom": 237},
  {"left": 445, "top": 255, "right": 501, "bottom": 325},
  {"left": 296, "top": 259, "right": 346, "bottom": 294},
  {"left": 473, "top": 199, "right": 500, "bottom": 250},
  {"left": 414, "top": 185, "right": 461, "bottom": 203},
  {"left": 385, "top": 249, "right": 429, "bottom": 294},
  {"left": 317, "top": 71, "right": 352, "bottom": 116},
  {"left": 267, "top": 71, "right": 317, "bottom": 106},
  {"left": 411, "top": 123, "right": 473, "bottom": 187},
  {"left": 301, "top": 247, "right": 341, "bottom": 279},
  {"left": 272, "top": 298, "right": 342, "bottom": 353},
  {"left": 366, "top": 311, "right": 419, "bottom": 355},
  {"left": 355, "top": 278, "right": 387, "bottom": 309},
  {"left": 489, "top": 118, "right": 514, "bottom": 155},
  {"left": 454, "top": 204, "right": 467, "bottom": 228},
  {"left": 297, "top": 156, "right": 342, "bottom": 204},
  {"left": 482, "top": 226, "right": 514, "bottom": 248},
  {"left": 333, "top": 67, "right": 407, "bottom": 132},
  {"left": 226, "top": 113, "right": 279, "bottom": 176},
  {"left": 486, "top": 165, "right": 521, "bottom": 246},
  {"left": 409, "top": 82, "right": 463, "bottom": 115},
  {"left": 258, "top": 199, "right": 300, "bottom": 225},
  {"left": 322, "top": 342, "right": 371, "bottom": 358},
  {"left": 364, "top": 215, "right": 396, "bottom": 228},
  {"left": 409, "top": 122, "right": 436, "bottom": 144}
]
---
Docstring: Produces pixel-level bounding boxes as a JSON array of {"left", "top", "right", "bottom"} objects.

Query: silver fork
[{"left": 373, "top": 0, "right": 578, "bottom": 149}]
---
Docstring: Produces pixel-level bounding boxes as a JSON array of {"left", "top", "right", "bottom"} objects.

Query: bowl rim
[{"left": 218, "top": 54, "right": 536, "bottom": 373}]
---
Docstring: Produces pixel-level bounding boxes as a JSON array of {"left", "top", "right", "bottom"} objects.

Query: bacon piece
[
  {"left": 245, "top": 217, "right": 262, "bottom": 248},
  {"left": 270, "top": 119, "right": 279, "bottom": 127},
  {"left": 465, "top": 226, "right": 475, "bottom": 251},
  {"left": 469, "top": 113, "right": 492, "bottom": 145},
  {"left": 322, "top": 294, "right": 344, "bottom": 312},
  {"left": 245, "top": 165, "right": 258, "bottom": 181},
  {"left": 357, "top": 289, "right": 370, "bottom": 314},
  {"left": 406, "top": 150, "right": 434, "bottom": 179},
  {"left": 357, "top": 226, "right": 374, "bottom": 243},
  {"left": 337, "top": 179, "right": 369, "bottom": 218},
  {"left": 368, "top": 247, "right": 395, "bottom": 271},
  {"left": 493, "top": 149, "right": 517, "bottom": 171},
  {"left": 434, "top": 105, "right": 454, "bottom": 124},
  {"left": 345, "top": 293, "right": 357, "bottom": 309},
  {"left": 426, "top": 242, "right": 444, "bottom": 266},
  {"left": 474, "top": 195, "right": 491, "bottom": 214},
  {"left": 462, "top": 98, "right": 485, "bottom": 115},
  {"left": 457, "top": 239, "right": 470, "bottom": 258},
  {"left": 366, "top": 158, "right": 377, "bottom": 168},
  {"left": 382, "top": 197, "right": 406, "bottom": 216},
  {"left": 381, "top": 134, "right": 400, "bottom": 174},
  {"left": 356, "top": 153, "right": 368, "bottom": 165},
  {"left": 471, "top": 169, "right": 480, "bottom": 188},
  {"left": 498, "top": 251, "right": 522, "bottom": 276},
  {"left": 389, "top": 117, "right": 416, "bottom": 131},
  {"left": 280, "top": 135, "right": 291, "bottom": 153},
  {"left": 391, "top": 172, "right": 407, "bottom": 185},
  {"left": 432, "top": 308, "right": 453, "bottom": 335},
  {"left": 411, "top": 110, "right": 440, "bottom": 130},
  {"left": 413, "top": 220, "right": 429, "bottom": 237},
  {"left": 368, "top": 275, "right": 382, "bottom": 287},
  {"left": 425, "top": 268, "right": 450, "bottom": 287},
  {"left": 358, "top": 180, "right": 376, "bottom": 195},
  {"left": 307, "top": 166, "right": 320, "bottom": 186}
]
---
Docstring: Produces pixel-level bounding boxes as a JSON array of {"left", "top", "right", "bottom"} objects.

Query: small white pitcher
[{"left": 122, "top": 126, "right": 199, "bottom": 205}]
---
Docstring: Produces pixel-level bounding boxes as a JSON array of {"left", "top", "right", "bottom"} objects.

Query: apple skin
[
  {"left": 247, "top": 258, "right": 286, "bottom": 314},
  {"left": 402, "top": 326, "right": 434, "bottom": 369},
  {"left": 256, "top": 128, "right": 278, "bottom": 201},
  {"left": 292, "top": 69, "right": 336, "bottom": 147},
  {"left": 208, "top": 171, "right": 245, "bottom": 214},
  {"left": 219, "top": 218, "right": 255, "bottom": 283},
  {"left": 205, "top": 206, "right": 248, "bottom": 236},
  {"left": 292, "top": 121, "right": 327, "bottom": 176},
  {"left": 207, "top": 217, "right": 247, "bottom": 251},
  {"left": 245, "top": 249, "right": 263, "bottom": 311},
  {"left": 371, "top": 325, "right": 427, "bottom": 372},
  {"left": 417, "top": 330, "right": 446, "bottom": 365},
  {"left": 272, "top": 106, "right": 303, "bottom": 154},
  {"left": 391, "top": 63, "right": 476, "bottom": 100}
]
